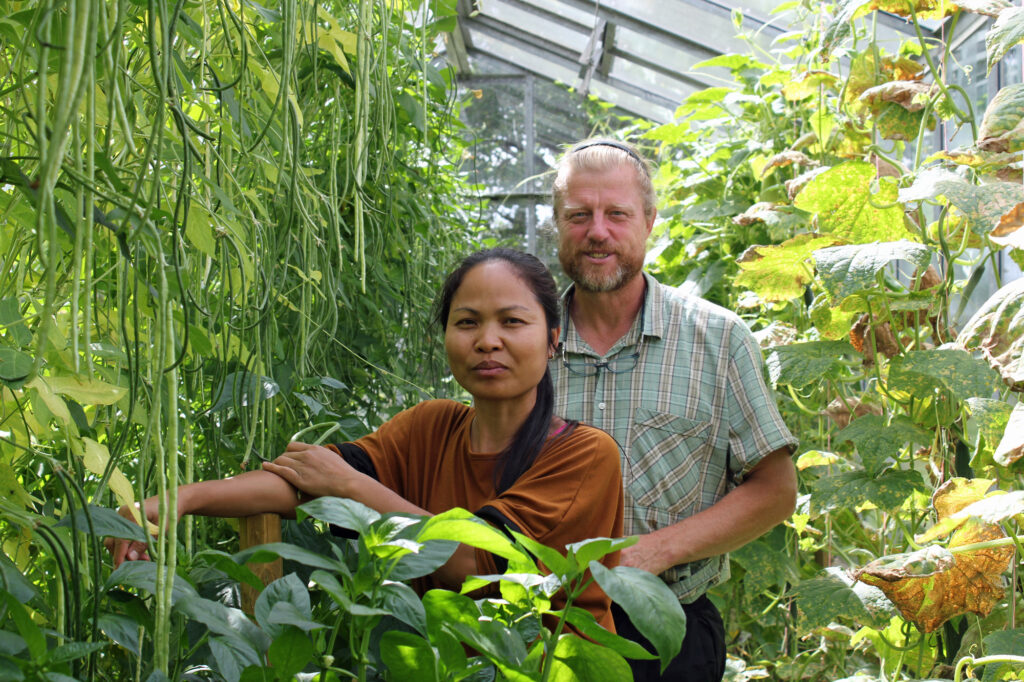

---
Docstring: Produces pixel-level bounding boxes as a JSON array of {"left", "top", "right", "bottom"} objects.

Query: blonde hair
[{"left": 551, "top": 138, "right": 656, "bottom": 225}]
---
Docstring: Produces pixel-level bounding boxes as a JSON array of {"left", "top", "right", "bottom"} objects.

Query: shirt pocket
[{"left": 626, "top": 408, "right": 713, "bottom": 519}]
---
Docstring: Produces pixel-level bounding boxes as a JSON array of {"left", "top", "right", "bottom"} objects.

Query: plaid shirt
[{"left": 550, "top": 272, "right": 797, "bottom": 603}]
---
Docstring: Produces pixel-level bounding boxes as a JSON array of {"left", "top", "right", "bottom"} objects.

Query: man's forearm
[{"left": 620, "top": 448, "right": 797, "bottom": 575}]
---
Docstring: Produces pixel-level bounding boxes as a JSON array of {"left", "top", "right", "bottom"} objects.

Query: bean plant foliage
[
  {"left": 632, "top": 1, "right": 1024, "bottom": 679},
  {"left": 0, "top": 0, "right": 687, "bottom": 680}
]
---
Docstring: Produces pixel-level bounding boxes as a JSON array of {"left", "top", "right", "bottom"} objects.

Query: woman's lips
[{"left": 472, "top": 361, "right": 508, "bottom": 376}]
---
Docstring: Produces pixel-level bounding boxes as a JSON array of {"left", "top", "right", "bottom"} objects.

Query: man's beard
[{"left": 560, "top": 248, "right": 642, "bottom": 293}]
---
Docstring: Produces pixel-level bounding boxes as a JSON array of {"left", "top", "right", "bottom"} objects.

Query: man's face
[{"left": 556, "top": 163, "right": 654, "bottom": 293}]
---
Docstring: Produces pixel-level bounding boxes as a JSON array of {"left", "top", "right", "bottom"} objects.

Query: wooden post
[{"left": 238, "top": 513, "right": 283, "bottom": 614}]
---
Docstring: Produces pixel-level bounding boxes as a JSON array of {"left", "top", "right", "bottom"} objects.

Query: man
[{"left": 549, "top": 138, "right": 798, "bottom": 681}]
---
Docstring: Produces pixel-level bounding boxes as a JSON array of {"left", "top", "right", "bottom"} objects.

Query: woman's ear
[{"left": 548, "top": 327, "right": 560, "bottom": 359}]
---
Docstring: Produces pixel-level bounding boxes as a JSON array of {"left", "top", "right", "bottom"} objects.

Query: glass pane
[
  {"left": 460, "top": 78, "right": 528, "bottom": 194},
  {"left": 476, "top": 0, "right": 590, "bottom": 53},
  {"left": 946, "top": 28, "right": 989, "bottom": 149}
]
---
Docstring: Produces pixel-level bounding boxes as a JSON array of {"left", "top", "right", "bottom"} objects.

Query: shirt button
[{"left": 598, "top": 402, "right": 606, "bottom": 410}]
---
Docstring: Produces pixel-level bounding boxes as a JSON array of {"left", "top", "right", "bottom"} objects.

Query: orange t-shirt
[{"left": 352, "top": 399, "right": 624, "bottom": 630}]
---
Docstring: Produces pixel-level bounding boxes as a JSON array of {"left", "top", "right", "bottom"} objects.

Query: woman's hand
[
  {"left": 103, "top": 496, "right": 175, "bottom": 568},
  {"left": 262, "top": 442, "right": 359, "bottom": 498}
]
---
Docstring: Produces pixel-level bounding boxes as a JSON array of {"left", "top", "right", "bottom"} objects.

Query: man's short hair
[{"left": 551, "top": 138, "right": 656, "bottom": 225}]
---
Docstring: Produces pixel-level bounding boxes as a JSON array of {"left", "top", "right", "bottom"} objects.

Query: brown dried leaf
[
  {"left": 860, "top": 81, "right": 940, "bottom": 112},
  {"left": 991, "top": 202, "right": 1024, "bottom": 249},
  {"left": 855, "top": 479, "right": 1014, "bottom": 632},
  {"left": 763, "top": 151, "right": 819, "bottom": 176},
  {"left": 823, "top": 395, "right": 883, "bottom": 429},
  {"left": 956, "top": 277, "right": 1024, "bottom": 390},
  {"left": 931, "top": 477, "right": 997, "bottom": 518},
  {"left": 786, "top": 167, "right": 830, "bottom": 201},
  {"left": 734, "top": 202, "right": 780, "bottom": 226},
  {"left": 850, "top": 314, "right": 899, "bottom": 364}
]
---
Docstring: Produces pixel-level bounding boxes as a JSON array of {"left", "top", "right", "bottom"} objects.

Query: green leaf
[
  {"left": 46, "top": 641, "right": 107, "bottom": 665},
  {"left": 899, "top": 167, "right": 1024, "bottom": 234},
  {"left": 4, "top": 594, "right": 45, "bottom": 659},
  {"left": 209, "top": 635, "right": 262, "bottom": 682},
  {"left": 820, "top": 0, "right": 872, "bottom": 56},
  {"left": 795, "top": 568, "right": 894, "bottom": 631},
  {"left": 966, "top": 398, "right": 1013, "bottom": 466},
  {"left": 253, "top": 574, "right": 309, "bottom": 639},
  {"left": 0, "top": 629, "right": 26, "bottom": 656},
  {"left": 297, "top": 496, "right": 380, "bottom": 535},
  {"left": 209, "top": 372, "right": 279, "bottom": 412},
  {"left": 977, "top": 83, "right": 1024, "bottom": 152},
  {"left": 811, "top": 469, "right": 926, "bottom": 512},
  {"left": 379, "top": 630, "right": 441, "bottom": 682},
  {"left": 266, "top": 601, "right": 326, "bottom": 632},
  {"left": 380, "top": 581, "right": 427, "bottom": 635},
  {"left": 794, "top": 162, "right": 909, "bottom": 242},
  {"left": 422, "top": 590, "right": 526, "bottom": 667},
  {"left": 732, "top": 533, "right": 791, "bottom": 596},
  {"left": 0, "top": 551, "right": 37, "bottom": 603},
  {"left": 764, "top": 340, "right": 855, "bottom": 388},
  {"left": 55, "top": 505, "right": 148, "bottom": 542},
  {"left": 589, "top": 562, "right": 686, "bottom": 673},
  {"left": 735, "top": 235, "right": 839, "bottom": 302},
  {"left": 232, "top": 541, "right": 347, "bottom": 575},
  {"left": 419, "top": 508, "right": 527, "bottom": 562},
  {"left": 812, "top": 240, "right": 932, "bottom": 301},
  {"left": 565, "top": 536, "right": 635, "bottom": 572},
  {"left": 983, "top": 627, "right": 1024, "bottom": 656},
  {"left": 888, "top": 349, "right": 1003, "bottom": 399},
  {"left": 193, "top": 550, "right": 265, "bottom": 591},
  {"left": 510, "top": 531, "right": 572, "bottom": 576},
  {"left": 994, "top": 402, "right": 1024, "bottom": 466},
  {"left": 0, "top": 298, "right": 32, "bottom": 347},
  {"left": 548, "top": 633, "right": 633, "bottom": 681},
  {"left": 556, "top": 606, "right": 656, "bottom": 660},
  {"left": 989, "top": 9, "right": 1024, "bottom": 73},
  {"left": 106, "top": 561, "right": 198, "bottom": 605},
  {"left": 835, "top": 415, "right": 932, "bottom": 474},
  {"left": 98, "top": 613, "right": 141, "bottom": 657},
  {"left": 0, "top": 349, "right": 33, "bottom": 383},
  {"left": 175, "top": 595, "right": 270, "bottom": 653}
]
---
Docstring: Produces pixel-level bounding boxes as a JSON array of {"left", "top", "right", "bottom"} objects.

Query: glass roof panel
[
  {"left": 516, "top": 0, "right": 597, "bottom": 27},
  {"left": 614, "top": 26, "right": 720, "bottom": 85},
  {"left": 607, "top": 58, "right": 697, "bottom": 105},
  {"left": 467, "top": 28, "right": 578, "bottom": 83},
  {"left": 476, "top": 0, "right": 590, "bottom": 54}
]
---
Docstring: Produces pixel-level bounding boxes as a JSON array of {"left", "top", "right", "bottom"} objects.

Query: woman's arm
[
  {"left": 264, "top": 442, "right": 479, "bottom": 587},
  {"left": 107, "top": 470, "right": 300, "bottom": 567}
]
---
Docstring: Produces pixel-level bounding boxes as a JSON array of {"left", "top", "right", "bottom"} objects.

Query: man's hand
[
  {"left": 262, "top": 442, "right": 359, "bottom": 498},
  {"left": 620, "top": 531, "right": 675, "bottom": 576}
]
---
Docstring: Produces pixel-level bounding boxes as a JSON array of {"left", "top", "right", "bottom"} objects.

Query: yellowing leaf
[
  {"left": 80, "top": 437, "right": 137, "bottom": 509},
  {"left": 794, "top": 162, "right": 910, "bottom": 242},
  {"left": 856, "top": 478, "right": 1015, "bottom": 632},
  {"left": 27, "top": 377, "right": 72, "bottom": 425},
  {"left": 46, "top": 375, "right": 127, "bottom": 405},
  {"left": 977, "top": 83, "right": 1024, "bottom": 152},
  {"left": 735, "top": 234, "right": 839, "bottom": 302},
  {"left": 781, "top": 70, "right": 840, "bottom": 101},
  {"left": 796, "top": 450, "right": 841, "bottom": 469},
  {"left": 859, "top": 81, "right": 939, "bottom": 112},
  {"left": 186, "top": 205, "right": 216, "bottom": 257}
]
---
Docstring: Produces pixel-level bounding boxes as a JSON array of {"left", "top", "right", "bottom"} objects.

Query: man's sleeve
[{"left": 725, "top": 321, "right": 798, "bottom": 481}]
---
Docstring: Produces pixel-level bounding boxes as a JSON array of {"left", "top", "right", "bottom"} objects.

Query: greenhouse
[{"left": 1, "top": 0, "right": 1023, "bottom": 680}]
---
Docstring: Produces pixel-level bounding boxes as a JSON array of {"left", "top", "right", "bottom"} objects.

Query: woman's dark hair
[{"left": 435, "top": 248, "right": 566, "bottom": 493}]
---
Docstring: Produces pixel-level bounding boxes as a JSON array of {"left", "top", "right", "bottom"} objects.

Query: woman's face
[{"left": 444, "top": 260, "right": 557, "bottom": 407}]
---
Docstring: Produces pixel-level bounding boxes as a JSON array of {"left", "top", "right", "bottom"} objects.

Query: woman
[{"left": 110, "top": 248, "right": 624, "bottom": 629}]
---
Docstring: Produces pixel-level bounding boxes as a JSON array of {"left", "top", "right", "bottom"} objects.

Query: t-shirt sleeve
[{"left": 725, "top": 321, "right": 798, "bottom": 480}]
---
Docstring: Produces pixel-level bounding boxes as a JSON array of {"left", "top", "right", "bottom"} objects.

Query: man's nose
[{"left": 586, "top": 214, "right": 612, "bottom": 242}]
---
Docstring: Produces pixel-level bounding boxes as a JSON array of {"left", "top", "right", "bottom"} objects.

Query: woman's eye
[
  {"left": 453, "top": 319, "right": 475, "bottom": 328},
  {"left": 504, "top": 318, "right": 525, "bottom": 325}
]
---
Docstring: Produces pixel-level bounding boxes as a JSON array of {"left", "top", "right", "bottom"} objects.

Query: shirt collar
[{"left": 558, "top": 271, "right": 665, "bottom": 355}]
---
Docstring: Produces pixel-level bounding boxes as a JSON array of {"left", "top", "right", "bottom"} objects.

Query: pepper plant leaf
[
  {"left": 835, "top": 415, "right": 932, "bottom": 474},
  {"left": 549, "top": 632, "right": 634, "bottom": 681},
  {"left": 811, "top": 469, "right": 926, "bottom": 513},
  {"left": 795, "top": 567, "right": 894, "bottom": 631},
  {"left": 887, "top": 349, "right": 1003, "bottom": 400},
  {"left": 812, "top": 240, "right": 932, "bottom": 302},
  {"left": 794, "top": 162, "right": 908, "bottom": 242},
  {"left": 589, "top": 562, "right": 686, "bottom": 673},
  {"left": 764, "top": 340, "right": 856, "bottom": 388},
  {"left": 735, "top": 235, "right": 839, "bottom": 302}
]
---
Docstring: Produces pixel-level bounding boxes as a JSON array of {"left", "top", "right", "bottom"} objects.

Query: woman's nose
[{"left": 475, "top": 324, "right": 502, "bottom": 351}]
